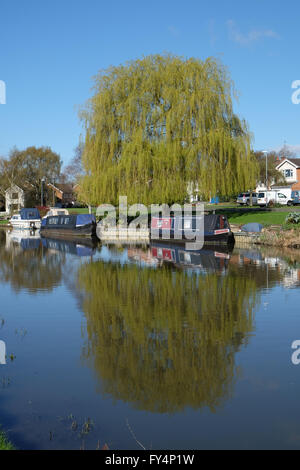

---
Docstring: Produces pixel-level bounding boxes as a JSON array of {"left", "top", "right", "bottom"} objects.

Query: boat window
[
  {"left": 64, "top": 218, "right": 70, "bottom": 224},
  {"left": 258, "top": 193, "right": 265, "bottom": 198}
]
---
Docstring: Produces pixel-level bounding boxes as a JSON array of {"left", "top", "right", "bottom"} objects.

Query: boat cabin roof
[
  {"left": 45, "top": 208, "right": 69, "bottom": 217},
  {"left": 19, "top": 208, "right": 41, "bottom": 220}
]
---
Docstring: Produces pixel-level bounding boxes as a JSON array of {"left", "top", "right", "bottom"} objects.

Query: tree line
[{"left": 0, "top": 145, "right": 84, "bottom": 209}]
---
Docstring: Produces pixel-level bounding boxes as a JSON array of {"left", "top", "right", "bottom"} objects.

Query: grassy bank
[
  {"left": 0, "top": 430, "right": 15, "bottom": 450},
  {"left": 226, "top": 211, "right": 287, "bottom": 226}
]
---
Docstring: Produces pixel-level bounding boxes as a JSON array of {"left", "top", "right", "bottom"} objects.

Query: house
[
  {"left": 275, "top": 158, "right": 300, "bottom": 190},
  {"left": 47, "top": 183, "right": 79, "bottom": 206},
  {"left": 5, "top": 185, "right": 25, "bottom": 213}
]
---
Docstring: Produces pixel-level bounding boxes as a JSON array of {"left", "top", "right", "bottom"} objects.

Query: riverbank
[
  {"left": 232, "top": 225, "right": 300, "bottom": 248},
  {"left": 0, "top": 220, "right": 10, "bottom": 228},
  {"left": 256, "top": 227, "right": 300, "bottom": 248}
]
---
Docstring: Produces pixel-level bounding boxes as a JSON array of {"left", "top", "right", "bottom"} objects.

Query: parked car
[
  {"left": 236, "top": 193, "right": 258, "bottom": 205},
  {"left": 257, "top": 190, "right": 293, "bottom": 206},
  {"left": 291, "top": 190, "right": 300, "bottom": 205}
]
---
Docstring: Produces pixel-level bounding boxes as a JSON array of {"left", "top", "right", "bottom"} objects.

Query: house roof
[
  {"left": 276, "top": 158, "right": 300, "bottom": 170},
  {"left": 47, "top": 183, "right": 75, "bottom": 193},
  {"left": 5, "top": 184, "right": 24, "bottom": 194},
  {"left": 55, "top": 183, "right": 74, "bottom": 193}
]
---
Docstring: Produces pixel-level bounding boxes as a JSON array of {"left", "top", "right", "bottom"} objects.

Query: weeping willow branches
[{"left": 79, "top": 54, "right": 257, "bottom": 205}]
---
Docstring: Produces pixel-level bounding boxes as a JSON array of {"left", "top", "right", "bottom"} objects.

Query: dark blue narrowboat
[
  {"left": 151, "top": 213, "right": 234, "bottom": 245},
  {"left": 40, "top": 213, "right": 97, "bottom": 238}
]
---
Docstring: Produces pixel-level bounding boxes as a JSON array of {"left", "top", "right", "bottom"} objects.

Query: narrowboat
[
  {"left": 40, "top": 213, "right": 97, "bottom": 238},
  {"left": 151, "top": 213, "right": 234, "bottom": 245},
  {"left": 10, "top": 208, "right": 41, "bottom": 230}
]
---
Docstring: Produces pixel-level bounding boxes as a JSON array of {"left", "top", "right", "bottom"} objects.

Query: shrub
[{"left": 285, "top": 212, "right": 300, "bottom": 224}]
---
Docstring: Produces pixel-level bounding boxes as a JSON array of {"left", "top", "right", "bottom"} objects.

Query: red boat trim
[
  {"left": 214, "top": 229, "right": 230, "bottom": 235},
  {"left": 214, "top": 251, "right": 230, "bottom": 259}
]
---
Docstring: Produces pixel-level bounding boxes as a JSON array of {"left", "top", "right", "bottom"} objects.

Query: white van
[{"left": 257, "top": 190, "right": 293, "bottom": 206}]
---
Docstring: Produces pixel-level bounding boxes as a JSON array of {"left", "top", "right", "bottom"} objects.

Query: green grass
[
  {"left": 225, "top": 211, "right": 288, "bottom": 226},
  {"left": 0, "top": 220, "right": 9, "bottom": 225},
  {"left": 0, "top": 430, "right": 15, "bottom": 450}
]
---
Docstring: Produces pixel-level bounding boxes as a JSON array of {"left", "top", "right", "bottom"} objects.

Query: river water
[{"left": 0, "top": 229, "right": 300, "bottom": 450}]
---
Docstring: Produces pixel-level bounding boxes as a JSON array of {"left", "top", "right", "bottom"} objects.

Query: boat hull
[
  {"left": 40, "top": 223, "right": 96, "bottom": 239},
  {"left": 152, "top": 230, "right": 234, "bottom": 245},
  {"left": 40, "top": 214, "right": 97, "bottom": 238},
  {"left": 10, "top": 220, "right": 41, "bottom": 230}
]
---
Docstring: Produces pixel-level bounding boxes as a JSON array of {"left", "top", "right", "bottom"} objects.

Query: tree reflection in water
[
  {"left": 78, "top": 258, "right": 258, "bottom": 414},
  {"left": 0, "top": 231, "right": 64, "bottom": 293}
]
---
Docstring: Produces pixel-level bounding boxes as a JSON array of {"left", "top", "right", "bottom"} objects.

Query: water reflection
[
  {"left": 1, "top": 230, "right": 300, "bottom": 418},
  {"left": 0, "top": 230, "right": 64, "bottom": 293},
  {"left": 78, "top": 244, "right": 259, "bottom": 413},
  {"left": 0, "top": 231, "right": 96, "bottom": 294}
]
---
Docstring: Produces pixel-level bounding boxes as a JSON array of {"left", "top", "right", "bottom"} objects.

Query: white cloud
[{"left": 227, "top": 20, "right": 280, "bottom": 45}]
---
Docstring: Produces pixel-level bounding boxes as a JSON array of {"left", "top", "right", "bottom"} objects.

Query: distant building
[
  {"left": 5, "top": 185, "right": 25, "bottom": 213},
  {"left": 47, "top": 183, "right": 79, "bottom": 206},
  {"left": 275, "top": 157, "right": 300, "bottom": 190}
]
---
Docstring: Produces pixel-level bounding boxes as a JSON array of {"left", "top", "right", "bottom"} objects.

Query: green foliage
[
  {"left": 285, "top": 212, "right": 300, "bottom": 224},
  {"left": 0, "top": 146, "right": 62, "bottom": 205},
  {"left": 80, "top": 54, "right": 256, "bottom": 205},
  {"left": 0, "top": 429, "right": 15, "bottom": 450},
  {"left": 252, "top": 150, "right": 289, "bottom": 187}
]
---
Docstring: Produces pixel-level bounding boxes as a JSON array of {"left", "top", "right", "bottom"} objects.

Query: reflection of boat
[
  {"left": 151, "top": 214, "right": 234, "bottom": 245},
  {"left": 151, "top": 242, "right": 232, "bottom": 271},
  {"left": 6, "top": 229, "right": 41, "bottom": 250},
  {"left": 41, "top": 237, "right": 97, "bottom": 257},
  {"left": 10, "top": 208, "right": 41, "bottom": 230},
  {"left": 40, "top": 214, "right": 97, "bottom": 238}
]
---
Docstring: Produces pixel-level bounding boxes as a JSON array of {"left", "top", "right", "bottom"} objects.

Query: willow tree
[{"left": 79, "top": 54, "right": 256, "bottom": 205}]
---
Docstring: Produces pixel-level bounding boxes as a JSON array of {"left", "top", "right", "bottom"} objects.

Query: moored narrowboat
[
  {"left": 151, "top": 213, "right": 234, "bottom": 245},
  {"left": 40, "top": 213, "right": 97, "bottom": 238}
]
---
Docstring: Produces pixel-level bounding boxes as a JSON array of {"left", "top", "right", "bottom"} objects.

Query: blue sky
[{"left": 1, "top": 0, "right": 300, "bottom": 165}]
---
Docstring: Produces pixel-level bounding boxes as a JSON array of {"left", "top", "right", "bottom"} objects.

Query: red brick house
[
  {"left": 275, "top": 158, "right": 300, "bottom": 190},
  {"left": 47, "top": 183, "right": 79, "bottom": 206}
]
